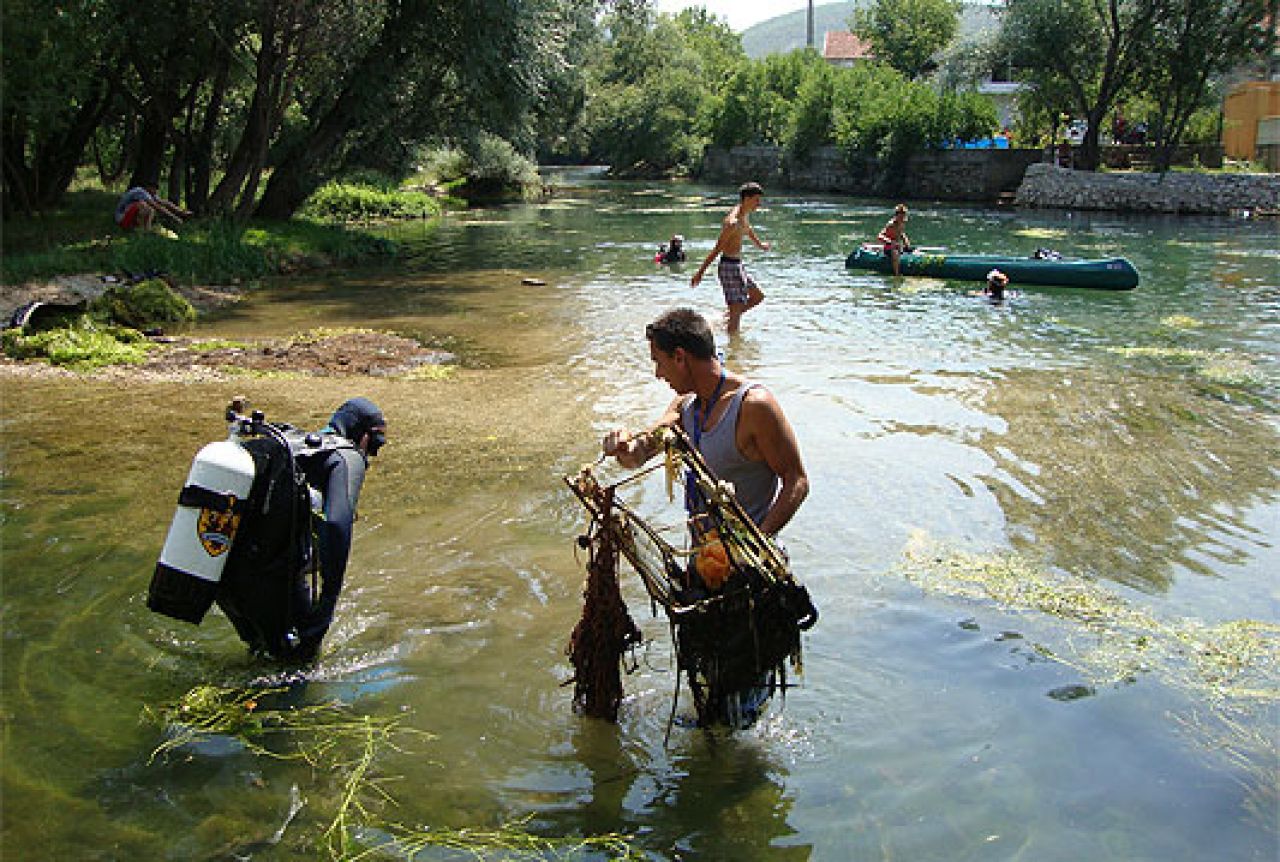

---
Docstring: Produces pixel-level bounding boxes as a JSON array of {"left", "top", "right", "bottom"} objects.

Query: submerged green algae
[
  {"left": 147, "top": 685, "right": 644, "bottom": 861},
  {"left": 898, "top": 534, "right": 1279, "bottom": 830}
]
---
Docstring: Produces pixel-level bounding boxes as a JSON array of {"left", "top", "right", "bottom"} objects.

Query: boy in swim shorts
[{"left": 691, "top": 182, "right": 770, "bottom": 334}]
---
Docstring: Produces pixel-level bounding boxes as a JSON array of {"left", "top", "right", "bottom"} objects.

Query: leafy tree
[
  {"left": 831, "top": 62, "right": 996, "bottom": 171},
  {"left": 2, "top": 0, "right": 122, "bottom": 211},
  {"left": 1134, "top": 0, "right": 1271, "bottom": 170},
  {"left": 582, "top": 3, "right": 744, "bottom": 175},
  {"left": 257, "top": 0, "right": 583, "bottom": 218},
  {"left": 999, "top": 0, "right": 1165, "bottom": 170},
  {"left": 852, "top": 0, "right": 962, "bottom": 79}
]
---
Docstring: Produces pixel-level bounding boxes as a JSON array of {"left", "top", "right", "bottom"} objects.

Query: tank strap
[{"left": 178, "top": 484, "right": 248, "bottom": 513}]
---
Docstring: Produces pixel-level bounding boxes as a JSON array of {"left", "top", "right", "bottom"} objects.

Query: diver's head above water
[{"left": 328, "top": 397, "right": 387, "bottom": 456}]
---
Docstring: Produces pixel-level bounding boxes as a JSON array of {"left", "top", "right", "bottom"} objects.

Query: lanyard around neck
[{"left": 692, "top": 369, "right": 727, "bottom": 448}]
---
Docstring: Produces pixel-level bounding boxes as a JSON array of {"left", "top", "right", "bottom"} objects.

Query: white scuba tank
[{"left": 147, "top": 440, "right": 256, "bottom": 624}]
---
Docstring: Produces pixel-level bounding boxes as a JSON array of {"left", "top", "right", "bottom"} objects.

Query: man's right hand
[{"left": 602, "top": 429, "right": 632, "bottom": 458}]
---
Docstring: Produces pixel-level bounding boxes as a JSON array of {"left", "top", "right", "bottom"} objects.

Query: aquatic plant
[
  {"left": 1105, "top": 345, "right": 1269, "bottom": 397},
  {"left": 0, "top": 318, "right": 153, "bottom": 368},
  {"left": 146, "top": 685, "right": 644, "bottom": 860},
  {"left": 90, "top": 278, "right": 195, "bottom": 329},
  {"left": 898, "top": 535, "right": 1279, "bottom": 829}
]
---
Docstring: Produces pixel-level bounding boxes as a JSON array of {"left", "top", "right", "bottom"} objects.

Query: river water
[{"left": 2, "top": 174, "right": 1277, "bottom": 860}]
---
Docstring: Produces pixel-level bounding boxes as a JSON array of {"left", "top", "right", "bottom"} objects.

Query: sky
[{"left": 652, "top": 0, "right": 815, "bottom": 33}]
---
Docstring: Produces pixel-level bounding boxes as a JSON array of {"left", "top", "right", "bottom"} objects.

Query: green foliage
[
  {"left": 786, "top": 61, "right": 837, "bottom": 157},
  {"left": 1000, "top": 0, "right": 1166, "bottom": 167},
  {"left": 1, "top": 318, "right": 153, "bottom": 369},
  {"left": 829, "top": 63, "right": 995, "bottom": 164},
  {"left": 457, "top": 133, "right": 544, "bottom": 201},
  {"left": 90, "top": 279, "right": 195, "bottom": 329},
  {"left": 583, "top": 5, "right": 746, "bottom": 175},
  {"left": 853, "top": 0, "right": 962, "bottom": 79},
  {"left": 302, "top": 181, "right": 444, "bottom": 221},
  {"left": 1, "top": 189, "right": 395, "bottom": 286}
]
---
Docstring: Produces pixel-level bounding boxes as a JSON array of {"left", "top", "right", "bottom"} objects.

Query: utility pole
[{"left": 807, "top": 0, "right": 814, "bottom": 49}]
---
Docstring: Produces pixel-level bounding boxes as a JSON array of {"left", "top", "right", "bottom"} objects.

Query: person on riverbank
[
  {"left": 217, "top": 397, "right": 387, "bottom": 662},
  {"left": 114, "top": 185, "right": 192, "bottom": 232},
  {"left": 690, "top": 182, "right": 771, "bottom": 334},
  {"left": 877, "top": 203, "right": 913, "bottom": 276}
]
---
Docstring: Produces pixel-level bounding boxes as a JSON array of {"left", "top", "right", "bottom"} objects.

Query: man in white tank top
[{"left": 602, "top": 308, "right": 808, "bottom": 537}]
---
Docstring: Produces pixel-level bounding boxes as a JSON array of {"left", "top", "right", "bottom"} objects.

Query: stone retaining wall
[
  {"left": 699, "top": 146, "right": 1041, "bottom": 202},
  {"left": 698, "top": 145, "right": 1278, "bottom": 214},
  {"left": 1015, "top": 163, "right": 1280, "bottom": 214}
]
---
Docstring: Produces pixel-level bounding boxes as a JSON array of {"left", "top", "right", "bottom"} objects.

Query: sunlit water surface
[{"left": 2, "top": 174, "right": 1277, "bottom": 860}]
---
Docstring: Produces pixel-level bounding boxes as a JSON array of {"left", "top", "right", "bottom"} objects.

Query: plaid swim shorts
[{"left": 717, "top": 256, "right": 756, "bottom": 305}]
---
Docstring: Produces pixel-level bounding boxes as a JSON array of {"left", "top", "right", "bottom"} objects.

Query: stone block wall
[
  {"left": 1015, "top": 163, "right": 1280, "bottom": 214},
  {"left": 699, "top": 146, "right": 1042, "bottom": 202}
]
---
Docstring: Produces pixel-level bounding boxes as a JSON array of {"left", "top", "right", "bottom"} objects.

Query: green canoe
[{"left": 845, "top": 247, "right": 1140, "bottom": 290}]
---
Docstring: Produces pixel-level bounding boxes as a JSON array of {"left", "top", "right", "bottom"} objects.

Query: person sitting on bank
[
  {"left": 877, "top": 203, "right": 913, "bottom": 276},
  {"left": 114, "top": 185, "right": 192, "bottom": 231}
]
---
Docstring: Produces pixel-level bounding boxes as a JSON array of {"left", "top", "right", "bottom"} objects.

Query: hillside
[
  {"left": 741, "top": 1, "right": 1000, "bottom": 59},
  {"left": 741, "top": 2, "right": 859, "bottom": 59}
]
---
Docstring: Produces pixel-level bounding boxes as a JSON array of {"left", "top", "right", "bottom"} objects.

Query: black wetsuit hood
[{"left": 326, "top": 397, "right": 386, "bottom": 455}]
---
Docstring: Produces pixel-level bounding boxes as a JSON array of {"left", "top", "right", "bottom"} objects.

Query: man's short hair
[
  {"left": 738, "top": 181, "right": 764, "bottom": 201},
  {"left": 645, "top": 308, "right": 716, "bottom": 360}
]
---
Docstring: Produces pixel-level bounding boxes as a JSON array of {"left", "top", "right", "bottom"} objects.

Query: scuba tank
[
  {"left": 148, "top": 435, "right": 256, "bottom": 624},
  {"left": 148, "top": 399, "right": 360, "bottom": 652}
]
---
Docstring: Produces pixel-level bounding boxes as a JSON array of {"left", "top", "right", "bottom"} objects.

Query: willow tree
[
  {"left": 1, "top": 0, "right": 121, "bottom": 212},
  {"left": 255, "top": 0, "right": 583, "bottom": 218}
]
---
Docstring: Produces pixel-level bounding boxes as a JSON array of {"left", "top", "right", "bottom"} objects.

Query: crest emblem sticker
[{"left": 197, "top": 506, "right": 241, "bottom": 557}]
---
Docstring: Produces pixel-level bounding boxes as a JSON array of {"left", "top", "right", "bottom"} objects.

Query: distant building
[{"left": 822, "top": 31, "right": 874, "bottom": 67}]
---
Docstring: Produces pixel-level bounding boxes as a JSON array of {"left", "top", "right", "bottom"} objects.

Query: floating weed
[
  {"left": 1108, "top": 345, "right": 1208, "bottom": 364},
  {"left": 403, "top": 363, "right": 456, "bottom": 382},
  {"left": 145, "top": 685, "right": 410, "bottom": 766},
  {"left": 147, "top": 686, "right": 643, "bottom": 860},
  {"left": 185, "top": 338, "right": 253, "bottom": 353},
  {"left": 349, "top": 816, "right": 646, "bottom": 861},
  {"left": 1159, "top": 314, "right": 1203, "bottom": 330},
  {"left": 292, "top": 326, "right": 380, "bottom": 345},
  {"left": 1106, "top": 345, "right": 1268, "bottom": 394},
  {"left": 898, "top": 535, "right": 1279, "bottom": 827}
]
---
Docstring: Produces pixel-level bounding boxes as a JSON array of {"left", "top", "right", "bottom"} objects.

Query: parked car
[{"left": 1065, "top": 120, "right": 1088, "bottom": 145}]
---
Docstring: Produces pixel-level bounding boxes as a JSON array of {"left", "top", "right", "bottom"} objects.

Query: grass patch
[
  {"left": 301, "top": 180, "right": 445, "bottom": 222},
  {"left": 1, "top": 188, "right": 397, "bottom": 286}
]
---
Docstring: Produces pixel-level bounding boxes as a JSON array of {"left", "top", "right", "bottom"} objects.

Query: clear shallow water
[{"left": 2, "top": 175, "right": 1277, "bottom": 860}]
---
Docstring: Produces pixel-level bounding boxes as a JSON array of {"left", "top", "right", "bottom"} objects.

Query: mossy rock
[{"left": 91, "top": 278, "right": 195, "bottom": 329}]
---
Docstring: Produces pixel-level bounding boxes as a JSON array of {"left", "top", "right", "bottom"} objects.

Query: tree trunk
[
  {"left": 208, "top": 10, "right": 284, "bottom": 216},
  {"left": 255, "top": 1, "right": 426, "bottom": 219},
  {"left": 34, "top": 74, "right": 117, "bottom": 207},
  {"left": 188, "top": 42, "right": 232, "bottom": 212}
]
